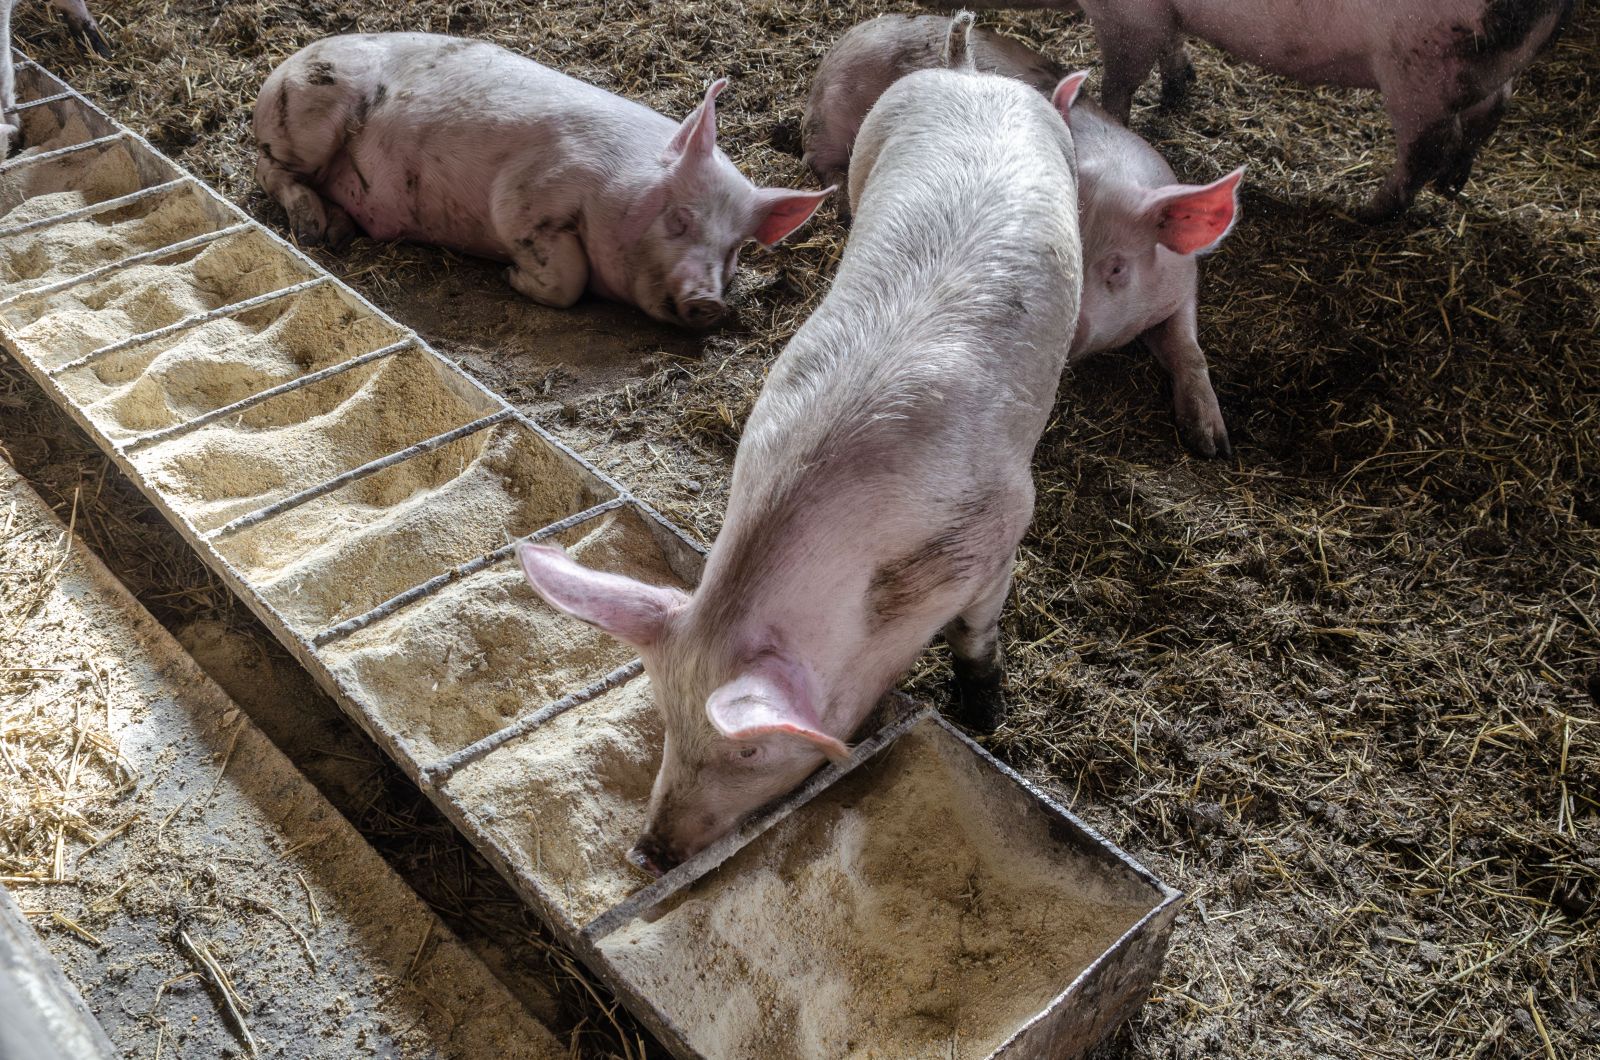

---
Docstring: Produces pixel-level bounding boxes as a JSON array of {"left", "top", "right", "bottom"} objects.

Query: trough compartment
[{"left": 0, "top": 52, "right": 1181, "bottom": 1059}]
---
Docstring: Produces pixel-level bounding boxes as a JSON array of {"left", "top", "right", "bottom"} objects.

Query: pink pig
[
  {"left": 804, "top": 15, "right": 1241, "bottom": 457},
  {"left": 520, "top": 13, "right": 1086, "bottom": 873},
  {"left": 252, "top": 34, "right": 832, "bottom": 328}
]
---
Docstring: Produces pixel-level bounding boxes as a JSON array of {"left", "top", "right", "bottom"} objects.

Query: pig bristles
[
  {"left": 8, "top": 3, "right": 1597, "bottom": 1060},
  {"left": 943, "top": 10, "right": 977, "bottom": 71}
]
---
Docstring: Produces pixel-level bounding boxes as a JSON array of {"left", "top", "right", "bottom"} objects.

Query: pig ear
[
  {"left": 517, "top": 543, "right": 682, "bottom": 648},
  {"left": 706, "top": 668, "right": 851, "bottom": 763},
  {"left": 663, "top": 78, "right": 727, "bottom": 164},
  {"left": 749, "top": 186, "right": 834, "bottom": 247},
  {"left": 1144, "top": 167, "right": 1245, "bottom": 255},
  {"left": 1051, "top": 71, "right": 1091, "bottom": 120}
]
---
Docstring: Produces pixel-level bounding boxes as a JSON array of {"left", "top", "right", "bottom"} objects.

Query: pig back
[{"left": 790, "top": 69, "right": 1083, "bottom": 470}]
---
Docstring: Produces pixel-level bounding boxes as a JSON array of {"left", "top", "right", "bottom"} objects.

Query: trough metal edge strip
[
  {"left": 121, "top": 336, "right": 416, "bottom": 453},
  {"left": 581, "top": 700, "right": 933, "bottom": 943},
  {"left": 311, "top": 495, "right": 628, "bottom": 648},
  {"left": 0, "top": 221, "right": 250, "bottom": 308},
  {"left": 202, "top": 407, "right": 516, "bottom": 540},
  {"left": 47, "top": 275, "right": 333, "bottom": 376},
  {"left": 0, "top": 131, "right": 127, "bottom": 173},
  {"left": 0, "top": 176, "right": 191, "bottom": 240},
  {"left": 8, "top": 91, "right": 73, "bottom": 113},
  {"left": 421, "top": 658, "right": 646, "bottom": 787}
]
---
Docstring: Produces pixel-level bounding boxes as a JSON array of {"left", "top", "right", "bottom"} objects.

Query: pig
[
  {"left": 518, "top": 12, "right": 1089, "bottom": 873},
  {"left": 251, "top": 34, "right": 832, "bottom": 329},
  {"left": 804, "top": 15, "right": 1241, "bottom": 457},
  {"left": 2, "top": 1, "right": 111, "bottom": 157},
  {"left": 939, "top": 0, "right": 1574, "bottom": 219}
]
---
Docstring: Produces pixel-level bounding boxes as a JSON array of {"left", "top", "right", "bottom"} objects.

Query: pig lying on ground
[
  {"left": 252, "top": 34, "right": 832, "bottom": 328},
  {"left": 804, "top": 14, "right": 1241, "bottom": 457},
  {"left": 1, "top": 1, "right": 111, "bottom": 157},
  {"left": 520, "top": 13, "right": 1085, "bottom": 873},
  {"left": 940, "top": 0, "right": 1573, "bottom": 219}
]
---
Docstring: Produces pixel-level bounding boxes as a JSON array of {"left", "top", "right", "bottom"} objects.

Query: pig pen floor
[{"left": 5, "top": 1, "right": 1598, "bottom": 1058}]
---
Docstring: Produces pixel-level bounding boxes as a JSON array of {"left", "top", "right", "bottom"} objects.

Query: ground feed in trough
[{"left": 0, "top": 55, "right": 1181, "bottom": 1057}]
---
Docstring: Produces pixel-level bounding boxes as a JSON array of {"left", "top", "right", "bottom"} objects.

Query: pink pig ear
[
  {"left": 1144, "top": 167, "right": 1245, "bottom": 255},
  {"left": 517, "top": 543, "right": 683, "bottom": 648},
  {"left": 749, "top": 186, "right": 834, "bottom": 247},
  {"left": 706, "top": 665, "right": 851, "bottom": 763},
  {"left": 663, "top": 78, "right": 727, "bottom": 164},
  {"left": 1051, "top": 71, "right": 1091, "bottom": 120}
]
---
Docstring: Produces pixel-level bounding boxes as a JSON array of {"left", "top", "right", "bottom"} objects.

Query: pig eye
[
  {"left": 1103, "top": 255, "right": 1131, "bottom": 291},
  {"left": 737, "top": 745, "right": 759, "bottom": 761}
]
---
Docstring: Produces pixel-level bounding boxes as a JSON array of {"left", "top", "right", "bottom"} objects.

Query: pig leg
[
  {"left": 504, "top": 224, "right": 589, "bottom": 309},
  {"left": 944, "top": 565, "right": 1015, "bottom": 733},
  {"left": 255, "top": 148, "right": 357, "bottom": 250},
  {"left": 1143, "top": 302, "right": 1230, "bottom": 459},
  {"left": 49, "top": 0, "right": 111, "bottom": 57},
  {"left": 1433, "top": 84, "right": 1512, "bottom": 199},
  {"left": 1095, "top": 17, "right": 1179, "bottom": 124},
  {"left": 1, "top": 3, "right": 15, "bottom": 156},
  {"left": 1158, "top": 41, "right": 1196, "bottom": 108}
]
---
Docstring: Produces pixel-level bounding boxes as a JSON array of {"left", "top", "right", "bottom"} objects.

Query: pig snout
[
  {"left": 674, "top": 295, "right": 728, "bottom": 329},
  {"left": 628, "top": 832, "right": 682, "bottom": 878}
]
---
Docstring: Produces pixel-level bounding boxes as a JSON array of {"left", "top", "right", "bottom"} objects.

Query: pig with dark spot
[
  {"left": 519, "top": 14, "right": 1083, "bottom": 873},
  {"left": 805, "top": 15, "right": 1241, "bottom": 457},
  {"left": 943, "top": 0, "right": 1573, "bottom": 219},
  {"left": 252, "top": 34, "right": 832, "bottom": 329}
]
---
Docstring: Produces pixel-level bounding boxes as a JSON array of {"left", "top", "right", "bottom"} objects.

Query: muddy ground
[{"left": 3, "top": 0, "right": 1597, "bottom": 1057}]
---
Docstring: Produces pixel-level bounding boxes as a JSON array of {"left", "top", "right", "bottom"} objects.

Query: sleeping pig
[
  {"left": 519, "top": 13, "right": 1085, "bottom": 872},
  {"left": 935, "top": 0, "right": 1574, "bottom": 219},
  {"left": 804, "top": 14, "right": 1241, "bottom": 457},
  {"left": 252, "top": 34, "right": 832, "bottom": 328}
]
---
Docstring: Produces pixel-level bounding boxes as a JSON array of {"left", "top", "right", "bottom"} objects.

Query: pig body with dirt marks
[
  {"left": 940, "top": 0, "right": 1572, "bottom": 218},
  {"left": 805, "top": 14, "right": 1241, "bottom": 457},
  {"left": 252, "top": 34, "right": 831, "bottom": 329},
  {"left": 1, "top": 1, "right": 111, "bottom": 157},
  {"left": 519, "top": 15, "right": 1084, "bottom": 872}
]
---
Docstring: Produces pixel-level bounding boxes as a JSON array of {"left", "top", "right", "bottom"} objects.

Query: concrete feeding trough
[{"left": 1, "top": 54, "right": 1181, "bottom": 1058}]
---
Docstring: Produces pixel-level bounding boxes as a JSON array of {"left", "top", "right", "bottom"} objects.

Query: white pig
[
  {"left": 252, "top": 34, "right": 832, "bottom": 329},
  {"left": 943, "top": 0, "right": 1574, "bottom": 219},
  {"left": 2, "top": 1, "right": 111, "bottom": 157},
  {"left": 804, "top": 15, "right": 1241, "bottom": 457},
  {"left": 518, "top": 13, "right": 1084, "bottom": 873}
]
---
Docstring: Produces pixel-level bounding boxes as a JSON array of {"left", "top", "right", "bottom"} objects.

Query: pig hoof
[
  {"left": 1181, "top": 421, "right": 1232, "bottom": 460},
  {"left": 1352, "top": 194, "right": 1407, "bottom": 225},
  {"left": 323, "top": 207, "right": 358, "bottom": 252},
  {"left": 1160, "top": 64, "right": 1197, "bottom": 108},
  {"left": 951, "top": 663, "right": 1006, "bottom": 734}
]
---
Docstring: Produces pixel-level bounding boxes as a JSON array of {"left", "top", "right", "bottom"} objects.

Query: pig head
[
  {"left": 517, "top": 542, "right": 853, "bottom": 875},
  {"left": 592, "top": 79, "right": 838, "bottom": 328}
]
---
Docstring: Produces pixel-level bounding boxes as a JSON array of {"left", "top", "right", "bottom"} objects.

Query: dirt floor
[{"left": 3, "top": 1, "right": 1597, "bottom": 1057}]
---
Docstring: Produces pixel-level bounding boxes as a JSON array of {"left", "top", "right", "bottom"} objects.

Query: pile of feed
[
  {"left": 3, "top": 230, "right": 310, "bottom": 366},
  {"left": 218, "top": 421, "right": 609, "bottom": 633},
  {"left": 603, "top": 721, "right": 1152, "bottom": 1058},
  {"left": 449, "top": 678, "right": 662, "bottom": 926},
  {"left": 133, "top": 347, "right": 496, "bottom": 531},
  {"left": 324, "top": 505, "right": 688, "bottom": 760},
  {"left": 1, "top": 186, "right": 221, "bottom": 296},
  {"left": 55, "top": 283, "right": 404, "bottom": 440},
  {"left": 4, "top": 1, "right": 1594, "bottom": 1056},
  {"left": 0, "top": 112, "right": 127, "bottom": 219}
]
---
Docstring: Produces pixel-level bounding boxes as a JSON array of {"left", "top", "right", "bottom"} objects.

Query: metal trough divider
[{"left": 1, "top": 53, "right": 1182, "bottom": 1059}]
